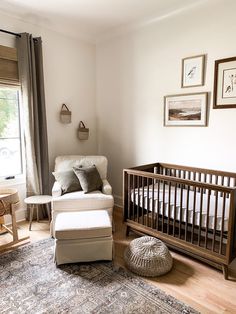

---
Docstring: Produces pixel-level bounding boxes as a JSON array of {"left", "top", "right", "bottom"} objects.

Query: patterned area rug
[{"left": 0, "top": 238, "right": 198, "bottom": 314}]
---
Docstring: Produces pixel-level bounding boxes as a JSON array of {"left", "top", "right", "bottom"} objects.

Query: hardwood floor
[{"left": 1, "top": 206, "right": 236, "bottom": 313}]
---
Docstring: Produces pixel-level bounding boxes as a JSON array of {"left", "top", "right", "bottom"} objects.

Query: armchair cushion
[
  {"left": 53, "top": 170, "right": 81, "bottom": 195},
  {"left": 73, "top": 165, "right": 103, "bottom": 193},
  {"left": 52, "top": 190, "right": 114, "bottom": 211}
]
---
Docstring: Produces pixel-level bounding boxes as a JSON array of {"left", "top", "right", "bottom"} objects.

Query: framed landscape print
[
  {"left": 164, "top": 92, "right": 208, "bottom": 127},
  {"left": 181, "top": 55, "right": 205, "bottom": 88},
  {"left": 213, "top": 56, "right": 236, "bottom": 109}
]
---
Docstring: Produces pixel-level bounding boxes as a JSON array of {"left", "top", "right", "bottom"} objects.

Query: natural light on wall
[{"left": 0, "top": 87, "right": 23, "bottom": 178}]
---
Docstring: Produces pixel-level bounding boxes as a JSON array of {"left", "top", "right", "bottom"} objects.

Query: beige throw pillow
[{"left": 53, "top": 170, "right": 82, "bottom": 194}]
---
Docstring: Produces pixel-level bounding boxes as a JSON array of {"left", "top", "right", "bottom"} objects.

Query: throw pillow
[
  {"left": 53, "top": 170, "right": 82, "bottom": 194},
  {"left": 73, "top": 165, "right": 103, "bottom": 193}
]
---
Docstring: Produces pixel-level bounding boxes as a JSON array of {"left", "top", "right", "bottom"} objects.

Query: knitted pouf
[{"left": 124, "top": 236, "right": 173, "bottom": 277}]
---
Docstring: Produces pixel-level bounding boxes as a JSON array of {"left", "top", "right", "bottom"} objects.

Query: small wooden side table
[{"left": 24, "top": 195, "right": 52, "bottom": 231}]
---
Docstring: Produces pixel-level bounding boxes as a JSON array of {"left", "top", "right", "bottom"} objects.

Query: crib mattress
[{"left": 131, "top": 183, "right": 230, "bottom": 231}]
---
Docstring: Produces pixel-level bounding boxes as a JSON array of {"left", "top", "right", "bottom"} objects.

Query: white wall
[
  {"left": 0, "top": 12, "right": 97, "bottom": 222},
  {"left": 96, "top": 0, "right": 236, "bottom": 203}
]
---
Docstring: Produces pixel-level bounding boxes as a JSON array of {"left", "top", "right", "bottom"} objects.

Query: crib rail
[{"left": 123, "top": 164, "right": 236, "bottom": 271}]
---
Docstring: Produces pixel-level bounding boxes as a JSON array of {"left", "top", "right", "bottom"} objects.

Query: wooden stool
[{"left": 24, "top": 195, "right": 52, "bottom": 231}]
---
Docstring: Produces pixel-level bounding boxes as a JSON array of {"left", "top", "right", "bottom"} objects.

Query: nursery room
[{"left": 0, "top": 0, "right": 236, "bottom": 313}]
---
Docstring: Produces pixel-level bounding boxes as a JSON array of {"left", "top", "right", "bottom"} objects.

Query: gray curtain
[{"left": 16, "top": 33, "right": 49, "bottom": 219}]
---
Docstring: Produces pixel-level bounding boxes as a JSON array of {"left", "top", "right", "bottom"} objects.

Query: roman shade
[{"left": 0, "top": 44, "right": 19, "bottom": 84}]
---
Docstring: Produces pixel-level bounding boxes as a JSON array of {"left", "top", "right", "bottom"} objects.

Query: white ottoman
[{"left": 54, "top": 210, "right": 113, "bottom": 265}]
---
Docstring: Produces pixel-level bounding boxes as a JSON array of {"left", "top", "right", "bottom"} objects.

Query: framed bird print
[
  {"left": 181, "top": 55, "right": 205, "bottom": 88},
  {"left": 213, "top": 56, "right": 236, "bottom": 109}
]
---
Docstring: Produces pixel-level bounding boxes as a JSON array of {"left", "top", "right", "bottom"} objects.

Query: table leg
[
  {"left": 29, "top": 205, "right": 34, "bottom": 231},
  {"left": 36, "top": 205, "right": 39, "bottom": 222},
  {"left": 46, "top": 203, "right": 51, "bottom": 222}
]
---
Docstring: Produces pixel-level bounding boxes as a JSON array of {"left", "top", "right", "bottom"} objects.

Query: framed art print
[
  {"left": 181, "top": 55, "right": 205, "bottom": 88},
  {"left": 164, "top": 92, "right": 208, "bottom": 127},
  {"left": 213, "top": 56, "right": 236, "bottom": 108}
]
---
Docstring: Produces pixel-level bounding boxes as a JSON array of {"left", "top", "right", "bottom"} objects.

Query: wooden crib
[{"left": 123, "top": 163, "right": 236, "bottom": 279}]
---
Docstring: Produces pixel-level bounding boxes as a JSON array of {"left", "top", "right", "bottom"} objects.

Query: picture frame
[
  {"left": 164, "top": 92, "right": 208, "bottom": 127},
  {"left": 181, "top": 55, "right": 205, "bottom": 88},
  {"left": 213, "top": 56, "right": 236, "bottom": 109}
]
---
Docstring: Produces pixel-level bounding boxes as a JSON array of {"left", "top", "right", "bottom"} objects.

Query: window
[{"left": 0, "top": 86, "right": 23, "bottom": 178}]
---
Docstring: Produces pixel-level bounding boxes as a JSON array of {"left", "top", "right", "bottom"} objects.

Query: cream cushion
[
  {"left": 55, "top": 210, "right": 112, "bottom": 240},
  {"left": 52, "top": 190, "right": 114, "bottom": 211}
]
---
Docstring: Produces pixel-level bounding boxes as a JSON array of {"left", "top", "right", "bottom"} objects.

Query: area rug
[{"left": 0, "top": 238, "right": 199, "bottom": 314}]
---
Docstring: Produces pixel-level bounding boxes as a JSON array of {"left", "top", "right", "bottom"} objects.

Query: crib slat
[
  {"left": 221, "top": 176, "right": 224, "bottom": 186},
  {"left": 142, "top": 177, "right": 145, "bottom": 225},
  {"left": 198, "top": 187, "right": 204, "bottom": 246},
  {"left": 157, "top": 179, "right": 160, "bottom": 231},
  {"left": 137, "top": 176, "right": 140, "bottom": 223},
  {"left": 209, "top": 174, "right": 213, "bottom": 184},
  {"left": 191, "top": 186, "right": 197, "bottom": 244},
  {"left": 205, "top": 189, "right": 211, "bottom": 249},
  {"left": 188, "top": 171, "right": 191, "bottom": 180},
  {"left": 212, "top": 191, "right": 218, "bottom": 252},
  {"left": 162, "top": 180, "right": 165, "bottom": 232},
  {"left": 227, "top": 177, "right": 230, "bottom": 198},
  {"left": 173, "top": 183, "right": 177, "bottom": 237},
  {"left": 127, "top": 174, "right": 131, "bottom": 219},
  {"left": 132, "top": 175, "right": 136, "bottom": 221},
  {"left": 167, "top": 182, "right": 171, "bottom": 234},
  {"left": 220, "top": 176, "right": 224, "bottom": 197},
  {"left": 203, "top": 173, "right": 207, "bottom": 193},
  {"left": 197, "top": 173, "right": 201, "bottom": 192},
  {"left": 179, "top": 184, "right": 183, "bottom": 239},
  {"left": 220, "top": 192, "right": 226, "bottom": 255},
  {"left": 152, "top": 178, "right": 155, "bottom": 229},
  {"left": 185, "top": 186, "right": 190, "bottom": 241},
  {"left": 146, "top": 178, "right": 150, "bottom": 227}
]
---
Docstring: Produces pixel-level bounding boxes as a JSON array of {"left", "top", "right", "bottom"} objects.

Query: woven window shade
[{"left": 0, "top": 44, "right": 19, "bottom": 85}]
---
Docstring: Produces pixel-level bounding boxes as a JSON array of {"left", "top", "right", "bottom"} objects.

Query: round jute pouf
[{"left": 124, "top": 236, "right": 173, "bottom": 277}]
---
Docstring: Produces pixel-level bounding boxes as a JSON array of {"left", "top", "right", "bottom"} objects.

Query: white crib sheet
[{"left": 131, "top": 183, "right": 230, "bottom": 231}]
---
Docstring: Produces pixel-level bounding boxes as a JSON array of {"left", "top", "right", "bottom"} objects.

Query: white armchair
[{"left": 51, "top": 155, "right": 114, "bottom": 237}]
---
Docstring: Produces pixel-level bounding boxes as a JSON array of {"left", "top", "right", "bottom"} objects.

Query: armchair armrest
[
  {"left": 52, "top": 181, "right": 62, "bottom": 198},
  {"left": 102, "top": 179, "right": 112, "bottom": 195}
]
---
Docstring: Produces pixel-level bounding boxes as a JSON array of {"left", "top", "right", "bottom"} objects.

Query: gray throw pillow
[
  {"left": 73, "top": 165, "right": 103, "bottom": 193},
  {"left": 53, "top": 170, "right": 82, "bottom": 195}
]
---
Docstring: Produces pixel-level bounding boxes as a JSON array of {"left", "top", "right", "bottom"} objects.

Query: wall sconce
[
  {"left": 78, "top": 121, "right": 89, "bottom": 140},
  {"left": 60, "top": 104, "right": 71, "bottom": 124}
]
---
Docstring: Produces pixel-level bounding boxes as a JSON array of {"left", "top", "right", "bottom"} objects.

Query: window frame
[{"left": 0, "top": 84, "right": 25, "bottom": 184}]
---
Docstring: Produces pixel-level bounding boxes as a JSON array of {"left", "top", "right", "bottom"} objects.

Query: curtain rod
[{"left": 0, "top": 29, "right": 21, "bottom": 38}]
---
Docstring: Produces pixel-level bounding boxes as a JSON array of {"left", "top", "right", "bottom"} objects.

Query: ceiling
[{"left": 0, "top": 0, "right": 207, "bottom": 42}]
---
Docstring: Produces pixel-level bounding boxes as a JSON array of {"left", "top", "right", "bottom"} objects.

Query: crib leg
[
  {"left": 126, "top": 226, "right": 130, "bottom": 237},
  {"left": 222, "top": 265, "right": 228, "bottom": 280}
]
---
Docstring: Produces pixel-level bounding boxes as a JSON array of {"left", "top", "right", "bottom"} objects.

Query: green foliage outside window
[{"left": 0, "top": 89, "right": 18, "bottom": 138}]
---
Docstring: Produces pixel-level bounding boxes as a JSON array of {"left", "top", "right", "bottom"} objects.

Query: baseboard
[{"left": 114, "top": 194, "right": 122, "bottom": 208}]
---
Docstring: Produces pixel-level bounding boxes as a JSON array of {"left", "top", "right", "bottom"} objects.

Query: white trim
[
  {"left": 0, "top": 176, "right": 25, "bottom": 186},
  {"left": 114, "top": 194, "right": 122, "bottom": 207}
]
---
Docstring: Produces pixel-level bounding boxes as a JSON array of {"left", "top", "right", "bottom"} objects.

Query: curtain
[{"left": 16, "top": 33, "right": 49, "bottom": 219}]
